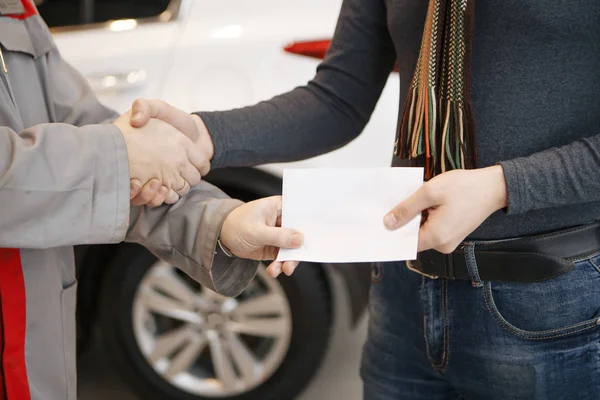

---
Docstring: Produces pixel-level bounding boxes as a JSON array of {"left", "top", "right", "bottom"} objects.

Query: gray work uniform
[{"left": 0, "top": 6, "right": 257, "bottom": 400}]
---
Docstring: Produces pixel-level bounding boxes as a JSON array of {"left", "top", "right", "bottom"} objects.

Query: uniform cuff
[
  {"left": 200, "top": 199, "right": 259, "bottom": 297},
  {"left": 89, "top": 124, "right": 130, "bottom": 243}
]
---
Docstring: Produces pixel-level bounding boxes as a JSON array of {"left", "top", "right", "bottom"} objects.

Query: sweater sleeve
[
  {"left": 196, "top": 0, "right": 396, "bottom": 168},
  {"left": 499, "top": 134, "right": 600, "bottom": 215}
]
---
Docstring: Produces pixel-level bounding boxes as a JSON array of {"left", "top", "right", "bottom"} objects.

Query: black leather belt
[{"left": 408, "top": 220, "right": 600, "bottom": 283}]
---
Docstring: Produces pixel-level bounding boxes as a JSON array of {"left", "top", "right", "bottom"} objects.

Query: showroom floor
[{"left": 78, "top": 299, "right": 368, "bottom": 400}]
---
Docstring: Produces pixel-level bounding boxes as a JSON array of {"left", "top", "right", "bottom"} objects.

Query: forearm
[
  {"left": 499, "top": 134, "right": 600, "bottom": 214},
  {"left": 198, "top": 85, "right": 369, "bottom": 168},
  {"left": 126, "top": 182, "right": 259, "bottom": 297},
  {"left": 197, "top": 0, "right": 396, "bottom": 168},
  {"left": 0, "top": 124, "right": 130, "bottom": 248}
]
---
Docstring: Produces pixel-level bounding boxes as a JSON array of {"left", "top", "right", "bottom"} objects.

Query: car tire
[{"left": 98, "top": 244, "right": 331, "bottom": 400}]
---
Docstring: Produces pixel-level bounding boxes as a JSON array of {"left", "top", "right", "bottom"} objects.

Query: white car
[{"left": 40, "top": 0, "right": 399, "bottom": 399}]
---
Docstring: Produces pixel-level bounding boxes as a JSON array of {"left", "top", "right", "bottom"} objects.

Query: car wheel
[{"left": 98, "top": 245, "right": 331, "bottom": 400}]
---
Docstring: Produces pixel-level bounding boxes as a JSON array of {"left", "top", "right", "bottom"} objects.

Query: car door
[{"left": 39, "top": 0, "right": 187, "bottom": 113}]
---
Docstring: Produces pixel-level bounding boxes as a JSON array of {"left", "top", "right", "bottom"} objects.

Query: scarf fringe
[
  {"left": 394, "top": 0, "right": 476, "bottom": 180},
  {"left": 396, "top": 90, "right": 476, "bottom": 180}
]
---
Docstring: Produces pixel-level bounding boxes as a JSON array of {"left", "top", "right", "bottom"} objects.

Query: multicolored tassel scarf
[{"left": 394, "top": 0, "right": 477, "bottom": 180}]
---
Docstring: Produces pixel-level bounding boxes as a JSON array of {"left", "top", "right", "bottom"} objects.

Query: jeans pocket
[
  {"left": 483, "top": 257, "right": 600, "bottom": 340},
  {"left": 371, "top": 263, "right": 384, "bottom": 283},
  {"left": 590, "top": 253, "right": 600, "bottom": 273}
]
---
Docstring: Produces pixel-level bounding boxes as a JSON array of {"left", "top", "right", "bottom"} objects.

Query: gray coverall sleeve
[
  {"left": 46, "top": 45, "right": 120, "bottom": 125},
  {"left": 0, "top": 45, "right": 130, "bottom": 248},
  {"left": 0, "top": 123, "right": 130, "bottom": 248},
  {"left": 0, "top": 43, "right": 255, "bottom": 295},
  {"left": 125, "top": 182, "right": 260, "bottom": 297}
]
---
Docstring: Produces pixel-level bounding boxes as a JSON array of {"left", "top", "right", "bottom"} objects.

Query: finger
[
  {"left": 384, "top": 185, "right": 442, "bottom": 230},
  {"left": 185, "top": 145, "right": 211, "bottom": 176},
  {"left": 148, "top": 185, "right": 169, "bottom": 207},
  {"left": 416, "top": 223, "right": 444, "bottom": 252},
  {"left": 164, "top": 189, "right": 180, "bottom": 205},
  {"left": 259, "top": 227, "right": 304, "bottom": 249},
  {"left": 199, "top": 161, "right": 211, "bottom": 176},
  {"left": 172, "top": 176, "right": 191, "bottom": 198},
  {"left": 417, "top": 230, "right": 435, "bottom": 252},
  {"left": 169, "top": 173, "right": 187, "bottom": 196},
  {"left": 266, "top": 246, "right": 278, "bottom": 261},
  {"left": 434, "top": 241, "right": 461, "bottom": 255},
  {"left": 180, "top": 162, "right": 202, "bottom": 188},
  {"left": 197, "top": 161, "right": 210, "bottom": 176},
  {"left": 282, "top": 261, "right": 300, "bottom": 276},
  {"left": 131, "top": 179, "right": 161, "bottom": 206},
  {"left": 130, "top": 99, "right": 198, "bottom": 139},
  {"left": 130, "top": 179, "right": 143, "bottom": 199},
  {"left": 260, "top": 196, "right": 283, "bottom": 221},
  {"left": 266, "top": 261, "right": 283, "bottom": 278}
]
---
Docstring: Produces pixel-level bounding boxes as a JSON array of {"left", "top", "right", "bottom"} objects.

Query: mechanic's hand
[
  {"left": 127, "top": 99, "right": 214, "bottom": 205},
  {"left": 220, "top": 196, "right": 303, "bottom": 278},
  {"left": 129, "top": 178, "right": 177, "bottom": 207},
  {"left": 114, "top": 111, "right": 205, "bottom": 206},
  {"left": 383, "top": 166, "right": 508, "bottom": 253}
]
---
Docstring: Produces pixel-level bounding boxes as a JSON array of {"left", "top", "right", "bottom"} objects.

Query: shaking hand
[
  {"left": 126, "top": 99, "right": 214, "bottom": 206},
  {"left": 113, "top": 110, "right": 206, "bottom": 206}
]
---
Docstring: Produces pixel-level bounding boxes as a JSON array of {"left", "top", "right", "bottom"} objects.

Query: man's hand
[
  {"left": 383, "top": 166, "right": 509, "bottom": 253},
  {"left": 127, "top": 99, "right": 214, "bottom": 206},
  {"left": 220, "top": 196, "right": 303, "bottom": 278},
  {"left": 113, "top": 111, "right": 205, "bottom": 206}
]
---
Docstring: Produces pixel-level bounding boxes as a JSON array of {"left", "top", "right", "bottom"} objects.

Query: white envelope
[{"left": 277, "top": 167, "right": 423, "bottom": 263}]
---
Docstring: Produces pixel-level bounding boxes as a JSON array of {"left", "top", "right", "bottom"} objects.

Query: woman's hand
[
  {"left": 220, "top": 196, "right": 303, "bottom": 277},
  {"left": 384, "top": 166, "right": 509, "bottom": 253},
  {"left": 127, "top": 98, "right": 214, "bottom": 206}
]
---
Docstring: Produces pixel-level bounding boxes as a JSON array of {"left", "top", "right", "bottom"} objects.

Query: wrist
[
  {"left": 219, "top": 214, "right": 236, "bottom": 255},
  {"left": 485, "top": 165, "right": 509, "bottom": 211},
  {"left": 217, "top": 236, "right": 234, "bottom": 257},
  {"left": 191, "top": 114, "right": 215, "bottom": 160}
]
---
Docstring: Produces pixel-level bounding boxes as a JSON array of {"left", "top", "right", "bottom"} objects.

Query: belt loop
[
  {"left": 445, "top": 254, "right": 455, "bottom": 279},
  {"left": 463, "top": 242, "right": 483, "bottom": 288}
]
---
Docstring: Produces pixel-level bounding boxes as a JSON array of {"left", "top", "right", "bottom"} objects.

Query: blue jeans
[{"left": 360, "top": 250, "right": 600, "bottom": 400}]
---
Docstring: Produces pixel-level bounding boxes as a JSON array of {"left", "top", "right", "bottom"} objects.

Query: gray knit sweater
[{"left": 198, "top": 0, "right": 600, "bottom": 239}]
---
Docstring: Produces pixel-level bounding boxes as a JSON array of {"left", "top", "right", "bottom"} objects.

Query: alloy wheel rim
[{"left": 132, "top": 261, "right": 292, "bottom": 397}]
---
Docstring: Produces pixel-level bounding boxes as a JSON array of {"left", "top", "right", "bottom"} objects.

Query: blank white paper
[{"left": 276, "top": 167, "right": 423, "bottom": 263}]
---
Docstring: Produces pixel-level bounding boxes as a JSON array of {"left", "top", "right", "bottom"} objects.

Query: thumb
[
  {"left": 129, "top": 98, "right": 153, "bottom": 127},
  {"left": 384, "top": 185, "right": 440, "bottom": 230},
  {"left": 258, "top": 227, "right": 304, "bottom": 249},
  {"left": 130, "top": 99, "right": 198, "bottom": 140}
]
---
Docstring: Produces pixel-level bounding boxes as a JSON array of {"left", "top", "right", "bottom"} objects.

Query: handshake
[
  {"left": 114, "top": 99, "right": 214, "bottom": 207},
  {"left": 113, "top": 99, "right": 300, "bottom": 277}
]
